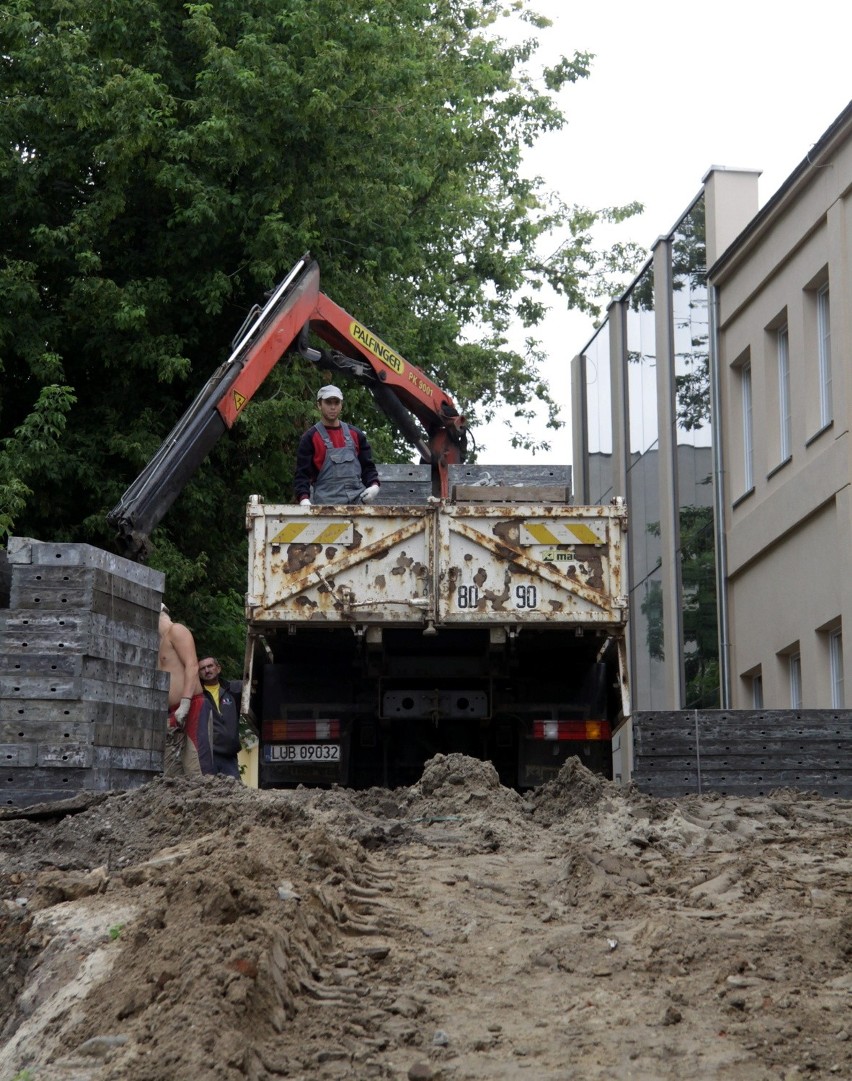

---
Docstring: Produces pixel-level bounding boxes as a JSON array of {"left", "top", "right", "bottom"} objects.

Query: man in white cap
[{"left": 294, "top": 385, "right": 380, "bottom": 505}]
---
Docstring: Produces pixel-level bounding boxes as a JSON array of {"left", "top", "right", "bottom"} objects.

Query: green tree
[
  {"left": 671, "top": 198, "right": 710, "bottom": 432},
  {"left": 1, "top": 0, "right": 641, "bottom": 667}
]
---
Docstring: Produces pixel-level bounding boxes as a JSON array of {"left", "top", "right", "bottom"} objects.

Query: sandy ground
[{"left": 1, "top": 755, "right": 851, "bottom": 1081}]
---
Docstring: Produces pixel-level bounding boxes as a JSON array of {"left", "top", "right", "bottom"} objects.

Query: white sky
[{"left": 476, "top": 0, "right": 851, "bottom": 465}]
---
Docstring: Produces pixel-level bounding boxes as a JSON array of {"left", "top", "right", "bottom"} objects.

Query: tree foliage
[
  {"left": 0, "top": 0, "right": 641, "bottom": 667},
  {"left": 671, "top": 199, "right": 710, "bottom": 432},
  {"left": 640, "top": 506, "right": 720, "bottom": 709}
]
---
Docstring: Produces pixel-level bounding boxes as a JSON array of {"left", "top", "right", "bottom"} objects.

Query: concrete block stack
[
  {"left": 374, "top": 464, "right": 432, "bottom": 505},
  {"left": 0, "top": 537, "right": 168, "bottom": 807},
  {"left": 632, "top": 709, "right": 852, "bottom": 798}
]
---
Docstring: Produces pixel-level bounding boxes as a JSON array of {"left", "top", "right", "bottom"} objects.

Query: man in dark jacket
[
  {"left": 294, "top": 385, "right": 380, "bottom": 505},
  {"left": 199, "top": 657, "right": 242, "bottom": 780}
]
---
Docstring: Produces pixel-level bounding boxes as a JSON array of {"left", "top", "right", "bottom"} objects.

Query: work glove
[
  {"left": 299, "top": 497, "right": 311, "bottom": 507},
  {"left": 360, "top": 484, "right": 380, "bottom": 504},
  {"left": 174, "top": 697, "right": 191, "bottom": 727}
]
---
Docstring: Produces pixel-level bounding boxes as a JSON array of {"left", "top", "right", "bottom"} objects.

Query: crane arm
[{"left": 107, "top": 254, "right": 467, "bottom": 559}]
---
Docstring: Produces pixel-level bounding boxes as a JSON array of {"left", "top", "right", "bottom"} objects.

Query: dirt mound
[
  {"left": 527, "top": 755, "right": 622, "bottom": 824},
  {"left": 1, "top": 763, "right": 851, "bottom": 1081},
  {"left": 0, "top": 779, "right": 308, "bottom": 877}
]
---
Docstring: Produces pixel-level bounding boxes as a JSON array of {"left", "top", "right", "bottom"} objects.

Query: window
[
  {"left": 789, "top": 652, "right": 802, "bottom": 709},
  {"left": 752, "top": 672, "right": 763, "bottom": 708},
  {"left": 818, "top": 285, "right": 832, "bottom": 427},
  {"left": 741, "top": 362, "right": 754, "bottom": 490},
  {"left": 777, "top": 324, "right": 791, "bottom": 460},
  {"left": 829, "top": 629, "right": 844, "bottom": 707}
]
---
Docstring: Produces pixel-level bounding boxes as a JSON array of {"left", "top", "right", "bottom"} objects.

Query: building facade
[
  {"left": 572, "top": 102, "right": 852, "bottom": 721},
  {"left": 570, "top": 171, "right": 757, "bottom": 714},
  {"left": 711, "top": 104, "right": 852, "bottom": 710}
]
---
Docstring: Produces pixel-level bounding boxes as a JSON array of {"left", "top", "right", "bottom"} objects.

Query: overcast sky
[{"left": 476, "top": 0, "right": 851, "bottom": 465}]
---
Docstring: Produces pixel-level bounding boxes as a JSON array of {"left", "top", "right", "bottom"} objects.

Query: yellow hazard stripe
[
  {"left": 525, "top": 523, "right": 559, "bottom": 545},
  {"left": 567, "top": 524, "right": 599, "bottom": 544},
  {"left": 525, "top": 522, "right": 600, "bottom": 545},
  {"left": 273, "top": 524, "right": 307, "bottom": 543},
  {"left": 315, "top": 524, "right": 350, "bottom": 543},
  {"left": 271, "top": 523, "right": 350, "bottom": 544}
]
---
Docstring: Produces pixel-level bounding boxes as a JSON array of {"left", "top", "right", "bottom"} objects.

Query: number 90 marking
[{"left": 515, "top": 585, "right": 537, "bottom": 609}]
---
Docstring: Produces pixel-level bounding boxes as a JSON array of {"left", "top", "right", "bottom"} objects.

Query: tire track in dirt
[{"left": 1, "top": 755, "right": 850, "bottom": 1080}]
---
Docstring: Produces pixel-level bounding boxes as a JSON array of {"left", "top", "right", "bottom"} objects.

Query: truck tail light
[
  {"left": 263, "top": 719, "right": 341, "bottom": 741},
  {"left": 532, "top": 720, "right": 611, "bottom": 742}
]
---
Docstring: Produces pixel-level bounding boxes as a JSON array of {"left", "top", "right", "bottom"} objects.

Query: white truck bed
[{"left": 245, "top": 497, "right": 628, "bottom": 630}]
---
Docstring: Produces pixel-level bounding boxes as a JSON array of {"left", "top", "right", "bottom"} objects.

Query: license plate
[{"left": 264, "top": 743, "right": 340, "bottom": 763}]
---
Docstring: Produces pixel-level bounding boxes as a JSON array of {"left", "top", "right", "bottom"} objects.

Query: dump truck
[
  {"left": 242, "top": 469, "right": 629, "bottom": 790},
  {"left": 108, "top": 254, "right": 630, "bottom": 788}
]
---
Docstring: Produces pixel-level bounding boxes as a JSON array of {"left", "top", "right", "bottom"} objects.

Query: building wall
[
  {"left": 712, "top": 105, "right": 852, "bottom": 708},
  {"left": 572, "top": 188, "right": 736, "bottom": 713},
  {"left": 572, "top": 102, "right": 852, "bottom": 717},
  {"left": 726, "top": 501, "right": 839, "bottom": 706}
]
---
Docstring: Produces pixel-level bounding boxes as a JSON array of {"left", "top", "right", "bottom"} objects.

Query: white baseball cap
[{"left": 317, "top": 385, "right": 343, "bottom": 401}]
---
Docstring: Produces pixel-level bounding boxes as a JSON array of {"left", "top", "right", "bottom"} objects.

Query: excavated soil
[{"left": 1, "top": 755, "right": 851, "bottom": 1081}]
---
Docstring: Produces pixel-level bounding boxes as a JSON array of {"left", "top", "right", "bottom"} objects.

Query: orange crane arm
[{"left": 107, "top": 254, "right": 468, "bottom": 557}]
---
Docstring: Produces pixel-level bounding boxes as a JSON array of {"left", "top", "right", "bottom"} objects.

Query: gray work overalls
[{"left": 311, "top": 423, "right": 364, "bottom": 504}]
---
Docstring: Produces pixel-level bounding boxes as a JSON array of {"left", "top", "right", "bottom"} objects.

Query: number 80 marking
[{"left": 457, "top": 585, "right": 479, "bottom": 608}]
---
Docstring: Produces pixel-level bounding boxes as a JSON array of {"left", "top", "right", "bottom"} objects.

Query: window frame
[
  {"left": 751, "top": 672, "right": 763, "bottom": 709},
  {"left": 789, "top": 651, "right": 802, "bottom": 709},
  {"left": 777, "top": 323, "right": 791, "bottom": 462},
  {"left": 741, "top": 361, "right": 754, "bottom": 492},
  {"left": 817, "top": 284, "right": 832, "bottom": 428},
  {"left": 829, "top": 628, "right": 844, "bottom": 708}
]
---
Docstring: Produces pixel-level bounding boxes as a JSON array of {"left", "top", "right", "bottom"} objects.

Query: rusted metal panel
[
  {"left": 92, "top": 745, "right": 159, "bottom": 771},
  {"left": 437, "top": 503, "right": 627, "bottom": 626},
  {"left": 9, "top": 567, "right": 161, "bottom": 628},
  {"left": 245, "top": 498, "right": 627, "bottom": 630},
  {"left": 92, "top": 722, "right": 163, "bottom": 751},
  {"left": 1, "top": 539, "right": 167, "bottom": 804},
  {"left": 1, "top": 766, "right": 157, "bottom": 807},
  {"left": 246, "top": 500, "right": 434, "bottom": 626}
]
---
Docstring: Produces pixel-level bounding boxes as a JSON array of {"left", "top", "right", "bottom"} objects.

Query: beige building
[
  {"left": 572, "top": 100, "right": 852, "bottom": 719},
  {"left": 711, "top": 102, "right": 852, "bottom": 709}
]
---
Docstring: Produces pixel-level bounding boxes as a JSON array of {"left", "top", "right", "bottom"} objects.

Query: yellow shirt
[{"left": 203, "top": 681, "right": 221, "bottom": 710}]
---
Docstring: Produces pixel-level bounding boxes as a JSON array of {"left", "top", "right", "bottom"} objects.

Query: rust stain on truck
[
  {"left": 249, "top": 501, "right": 626, "bottom": 629},
  {"left": 284, "top": 543, "right": 322, "bottom": 573}
]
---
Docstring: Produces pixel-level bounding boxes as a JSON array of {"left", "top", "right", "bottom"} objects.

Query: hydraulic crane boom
[{"left": 106, "top": 254, "right": 468, "bottom": 559}]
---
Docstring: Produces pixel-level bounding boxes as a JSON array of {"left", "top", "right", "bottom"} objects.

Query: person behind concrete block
[
  {"left": 293, "top": 384, "right": 380, "bottom": 506},
  {"left": 158, "top": 604, "right": 213, "bottom": 777},
  {"left": 199, "top": 656, "right": 242, "bottom": 780}
]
